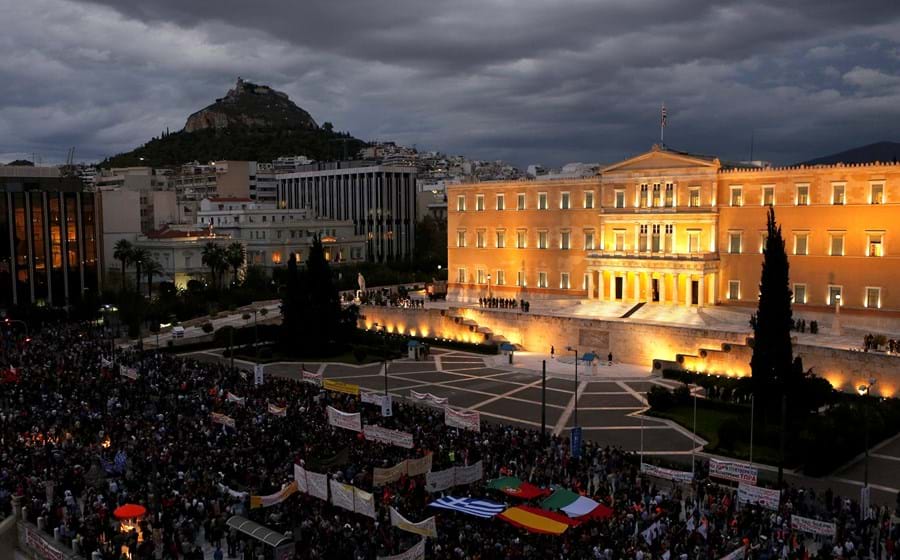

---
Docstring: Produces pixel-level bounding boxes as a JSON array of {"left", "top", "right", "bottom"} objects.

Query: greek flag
[{"left": 428, "top": 496, "right": 505, "bottom": 518}]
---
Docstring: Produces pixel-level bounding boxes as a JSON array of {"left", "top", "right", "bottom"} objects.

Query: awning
[{"left": 226, "top": 515, "right": 291, "bottom": 548}]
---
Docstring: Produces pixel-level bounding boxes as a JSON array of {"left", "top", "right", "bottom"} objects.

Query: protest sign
[
  {"left": 377, "top": 538, "right": 425, "bottom": 560},
  {"left": 302, "top": 369, "right": 322, "bottom": 386},
  {"left": 640, "top": 463, "right": 694, "bottom": 484},
  {"left": 390, "top": 506, "right": 438, "bottom": 538},
  {"left": 330, "top": 480, "right": 355, "bottom": 512},
  {"left": 306, "top": 470, "right": 329, "bottom": 501},
  {"left": 226, "top": 392, "right": 246, "bottom": 406},
  {"left": 293, "top": 464, "right": 308, "bottom": 494},
  {"left": 425, "top": 467, "right": 455, "bottom": 493},
  {"left": 445, "top": 407, "right": 481, "bottom": 432},
  {"left": 354, "top": 488, "right": 376, "bottom": 519},
  {"left": 327, "top": 406, "right": 362, "bottom": 432},
  {"left": 790, "top": 514, "right": 836, "bottom": 537},
  {"left": 211, "top": 412, "right": 236, "bottom": 429},
  {"left": 268, "top": 403, "right": 287, "bottom": 417},
  {"left": 454, "top": 460, "right": 484, "bottom": 486},
  {"left": 406, "top": 454, "right": 433, "bottom": 477},
  {"left": 709, "top": 459, "right": 758, "bottom": 484},
  {"left": 737, "top": 483, "right": 781, "bottom": 510},
  {"left": 374, "top": 462, "right": 408, "bottom": 486},
  {"left": 323, "top": 379, "right": 360, "bottom": 396},
  {"left": 253, "top": 364, "right": 264, "bottom": 386},
  {"left": 363, "top": 425, "right": 414, "bottom": 449},
  {"left": 250, "top": 481, "right": 298, "bottom": 509},
  {"left": 410, "top": 390, "right": 448, "bottom": 406}
]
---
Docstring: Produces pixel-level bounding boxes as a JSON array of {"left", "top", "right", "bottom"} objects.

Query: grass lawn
[{"left": 649, "top": 404, "right": 787, "bottom": 467}]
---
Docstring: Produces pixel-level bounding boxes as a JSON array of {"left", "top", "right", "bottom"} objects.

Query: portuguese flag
[
  {"left": 541, "top": 488, "right": 614, "bottom": 520},
  {"left": 487, "top": 477, "right": 549, "bottom": 500},
  {"left": 498, "top": 505, "right": 579, "bottom": 535}
]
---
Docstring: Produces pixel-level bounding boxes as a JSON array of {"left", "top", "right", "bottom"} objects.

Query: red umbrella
[{"left": 113, "top": 504, "right": 147, "bottom": 520}]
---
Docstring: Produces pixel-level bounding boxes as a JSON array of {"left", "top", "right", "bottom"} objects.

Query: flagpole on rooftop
[{"left": 660, "top": 103, "right": 667, "bottom": 147}]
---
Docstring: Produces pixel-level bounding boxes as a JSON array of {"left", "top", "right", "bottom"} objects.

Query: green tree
[
  {"left": 131, "top": 248, "right": 150, "bottom": 295},
  {"left": 113, "top": 239, "right": 133, "bottom": 292},
  {"left": 413, "top": 215, "right": 448, "bottom": 271},
  {"left": 144, "top": 259, "right": 164, "bottom": 299},
  {"left": 201, "top": 242, "right": 226, "bottom": 289},
  {"left": 225, "top": 242, "right": 246, "bottom": 287}
]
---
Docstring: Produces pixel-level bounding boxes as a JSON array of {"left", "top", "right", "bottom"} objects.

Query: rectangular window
[
  {"left": 651, "top": 183, "right": 661, "bottom": 207},
  {"left": 794, "top": 233, "right": 809, "bottom": 255},
  {"left": 614, "top": 230, "right": 625, "bottom": 251},
  {"left": 828, "top": 285, "right": 842, "bottom": 306},
  {"left": 639, "top": 184, "right": 648, "bottom": 207},
  {"left": 560, "top": 272, "right": 570, "bottom": 289},
  {"left": 560, "top": 192, "right": 570, "bottom": 210},
  {"left": 475, "top": 194, "right": 485, "bottom": 211},
  {"left": 516, "top": 230, "right": 526, "bottom": 248},
  {"left": 583, "top": 191, "right": 594, "bottom": 209},
  {"left": 796, "top": 184, "right": 809, "bottom": 206},
  {"left": 729, "top": 232, "right": 742, "bottom": 254},
  {"left": 762, "top": 185, "right": 775, "bottom": 206},
  {"left": 537, "top": 231, "right": 548, "bottom": 249},
  {"left": 663, "top": 224, "right": 673, "bottom": 253},
  {"left": 867, "top": 233, "right": 883, "bottom": 256},
  {"left": 476, "top": 230, "right": 485, "bottom": 248},
  {"left": 870, "top": 183, "right": 884, "bottom": 204},
  {"left": 456, "top": 195, "right": 466, "bottom": 212},
  {"left": 759, "top": 232, "right": 768, "bottom": 254},
  {"left": 496, "top": 230, "right": 506, "bottom": 248},
  {"left": 832, "top": 184, "right": 845, "bottom": 205},
  {"left": 793, "top": 283, "right": 807, "bottom": 304},
  {"left": 651, "top": 224, "right": 661, "bottom": 252},
  {"left": 689, "top": 188, "right": 700, "bottom": 208},
  {"left": 457, "top": 268, "right": 466, "bottom": 283},
  {"left": 496, "top": 194, "right": 505, "bottom": 211},
  {"left": 538, "top": 272, "right": 548, "bottom": 288},
  {"left": 830, "top": 233, "right": 844, "bottom": 256},
  {"left": 866, "top": 287, "right": 881, "bottom": 309},
  {"left": 476, "top": 269, "right": 485, "bottom": 284},
  {"left": 538, "top": 192, "right": 548, "bottom": 210},
  {"left": 639, "top": 224, "right": 648, "bottom": 252},
  {"left": 730, "top": 186, "right": 743, "bottom": 207},
  {"left": 665, "top": 182, "right": 674, "bottom": 207},
  {"left": 614, "top": 190, "right": 625, "bottom": 208},
  {"left": 456, "top": 230, "right": 466, "bottom": 248},
  {"left": 560, "top": 231, "right": 570, "bottom": 250},
  {"left": 496, "top": 270, "right": 505, "bottom": 285},
  {"left": 517, "top": 193, "right": 526, "bottom": 210},
  {"left": 728, "top": 281, "right": 740, "bottom": 300},
  {"left": 517, "top": 271, "right": 525, "bottom": 287},
  {"left": 583, "top": 273, "right": 590, "bottom": 290},
  {"left": 584, "top": 230, "right": 595, "bottom": 251}
]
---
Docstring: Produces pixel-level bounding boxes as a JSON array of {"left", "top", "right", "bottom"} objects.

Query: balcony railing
[{"left": 586, "top": 250, "right": 719, "bottom": 261}]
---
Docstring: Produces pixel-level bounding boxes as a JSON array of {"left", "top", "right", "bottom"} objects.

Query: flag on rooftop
[
  {"left": 487, "top": 477, "right": 550, "bottom": 500},
  {"left": 428, "top": 496, "right": 505, "bottom": 518},
  {"left": 498, "top": 505, "right": 577, "bottom": 535}
]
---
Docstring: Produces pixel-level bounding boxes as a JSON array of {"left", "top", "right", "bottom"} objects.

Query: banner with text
[
  {"left": 406, "top": 454, "right": 433, "bottom": 477},
  {"left": 302, "top": 369, "right": 323, "bottom": 386},
  {"left": 327, "top": 406, "right": 362, "bottom": 432},
  {"left": 390, "top": 506, "right": 437, "bottom": 538},
  {"left": 226, "top": 392, "right": 246, "bottom": 406},
  {"left": 211, "top": 412, "right": 236, "bottom": 429},
  {"left": 330, "top": 479, "right": 356, "bottom": 512},
  {"left": 377, "top": 538, "right": 426, "bottom": 560},
  {"left": 640, "top": 463, "right": 694, "bottom": 484},
  {"left": 306, "top": 470, "right": 329, "bottom": 501},
  {"left": 119, "top": 365, "right": 139, "bottom": 380},
  {"left": 294, "top": 464, "right": 309, "bottom": 494},
  {"left": 790, "top": 514, "right": 836, "bottom": 537},
  {"left": 324, "top": 379, "right": 360, "bottom": 396},
  {"left": 250, "top": 481, "right": 298, "bottom": 509},
  {"left": 374, "top": 462, "right": 408, "bottom": 486},
  {"left": 411, "top": 390, "right": 448, "bottom": 406},
  {"left": 364, "top": 425, "right": 414, "bottom": 449},
  {"left": 268, "top": 403, "right": 287, "bottom": 417},
  {"left": 426, "top": 460, "right": 484, "bottom": 492},
  {"left": 445, "top": 407, "right": 481, "bottom": 432},
  {"left": 710, "top": 459, "right": 758, "bottom": 484},
  {"left": 737, "top": 483, "right": 781, "bottom": 510},
  {"left": 355, "top": 487, "right": 376, "bottom": 519}
]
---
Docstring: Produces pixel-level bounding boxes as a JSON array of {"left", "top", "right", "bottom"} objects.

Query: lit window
[
  {"left": 614, "top": 231, "right": 625, "bottom": 251},
  {"left": 584, "top": 230, "right": 595, "bottom": 251},
  {"left": 689, "top": 188, "right": 700, "bottom": 208},
  {"left": 639, "top": 224, "right": 648, "bottom": 252},
  {"left": 516, "top": 230, "right": 526, "bottom": 248},
  {"left": 583, "top": 273, "right": 591, "bottom": 290},
  {"left": 517, "top": 271, "right": 525, "bottom": 286},
  {"left": 762, "top": 185, "right": 775, "bottom": 206},
  {"left": 866, "top": 287, "right": 881, "bottom": 309},
  {"left": 828, "top": 285, "right": 842, "bottom": 306},
  {"left": 475, "top": 194, "right": 485, "bottom": 211},
  {"left": 829, "top": 233, "right": 844, "bottom": 256},
  {"left": 614, "top": 190, "right": 625, "bottom": 208},
  {"left": 728, "top": 281, "right": 740, "bottom": 300},
  {"left": 665, "top": 182, "right": 674, "bottom": 207},
  {"left": 793, "top": 284, "right": 807, "bottom": 304},
  {"left": 870, "top": 183, "right": 884, "bottom": 204},
  {"left": 496, "top": 194, "right": 505, "bottom": 211},
  {"left": 796, "top": 184, "right": 809, "bottom": 206},
  {"left": 730, "top": 186, "right": 743, "bottom": 207},
  {"left": 538, "top": 231, "right": 548, "bottom": 249},
  {"left": 759, "top": 232, "right": 768, "bottom": 254},
  {"left": 664, "top": 224, "right": 674, "bottom": 253},
  {"left": 457, "top": 268, "right": 466, "bottom": 283},
  {"left": 651, "top": 224, "right": 661, "bottom": 252},
  {"left": 517, "top": 193, "right": 526, "bottom": 210},
  {"left": 560, "top": 272, "right": 570, "bottom": 289},
  {"left": 456, "top": 230, "right": 466, "bottom": 248},
  {"left": 794, "top": 233, "right": 809, "bottom": 256},
  {"left": 639, "top": 184, "right": 649, "bottom": 207},
  {"left": 583, "top": 191, "right": 594, "bottom": 209},
  {"left": 496, "top": 270, "right": 505, "bottom": 285},
  {"left": 832, "top": 184, "right": 845, "bottom": 205},
  {"left": 476, "top": 230, "right": 485, "bottom": 248},
  {"left": 652, "top": 183, "right": 661, "bottom": 207},
  {"left": 729, "top": 232, "right": 743, "bottom": 254},
  {"left": 477, "top": 269, "right": 486, "bottom": 284},
  {"left": 867, "top": 233, "right": 883, "bottom": 256},
  {"left": 560, "top": 192, "right": 570, "bottom": 210},
  {"left": 456, "top": 195, "right": 466, "bottom": 211},
  {"left": 538, "top": 272, "right": 548, "bottom": 288},
  {"left": 538, "top": 192, "right": 548, "bottom": 210},
  {"left": 496, "top": 230, "right": 506, "bottom": 248},
  {"left": 560, "top": 231, "right": 570, "bottom": 250}
]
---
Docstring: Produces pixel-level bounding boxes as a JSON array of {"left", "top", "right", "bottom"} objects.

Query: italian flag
[
  {"left": 541, "top": 487, "right": 614, "bottom": 520},
  {"left": 487, "top": 477, "right": 550, "bottom": 500}
]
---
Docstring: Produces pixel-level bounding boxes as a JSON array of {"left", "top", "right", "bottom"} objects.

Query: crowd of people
[
  {"left": 479, "top": 297, "right": 530, "bottom": 312},
  {"left": 862, "top": 333, "right": 899, "bottom": 353},
  {"left": 1, "top": 321, "right": 898, "bottom": 559}
]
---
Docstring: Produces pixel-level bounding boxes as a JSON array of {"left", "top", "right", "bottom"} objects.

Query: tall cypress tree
[
  {"left": 749, "top": 206, "right": 794, "bottom": 409},
  {"left": 304, "top": 236, "right": 342, "bottom": 352}
]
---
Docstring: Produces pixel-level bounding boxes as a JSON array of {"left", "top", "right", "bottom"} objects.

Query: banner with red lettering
[
  {"left": 327, "top": 406, "right": 362, "bottom": 432},
  {"left": 211, "top": 412, "right": 236, "bottom": 429},
  {"left": 445, "top": 407, "right": 480, "bottom": 432}
]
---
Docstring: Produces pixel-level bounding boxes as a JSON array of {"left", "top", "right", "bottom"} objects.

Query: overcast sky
[{"left": 1, "top": 0, "right": 899, "bottom": 167}]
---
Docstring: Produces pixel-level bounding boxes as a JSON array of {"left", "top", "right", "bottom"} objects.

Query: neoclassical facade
[{"left": 448, "top": 146, "right": 900, "bottom": 315}]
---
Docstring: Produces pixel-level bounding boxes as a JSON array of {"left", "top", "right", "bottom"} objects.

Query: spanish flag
[{"left": 498, "top": 506, "right": 577, "bottom": 535}]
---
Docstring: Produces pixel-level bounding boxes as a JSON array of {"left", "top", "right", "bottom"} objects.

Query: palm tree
[
  {"left": 131, "top": 248, "right": 150, "bottom": 295},
  {"left": 225, "top": 242, "right": 246, "bottom": 287},
  {"left": 113, "top": 239, "right": 133, "bottom": 292},
  {"left": 144, "top": 259, "right": 164, "bottom": 299},
  {"left": 201, "top": 242, "right": 226, "bottom": 289}
]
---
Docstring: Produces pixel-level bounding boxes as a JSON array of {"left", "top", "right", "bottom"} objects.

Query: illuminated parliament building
[{"left": 448, "top": 145, "right": 900, "bottom": 317}]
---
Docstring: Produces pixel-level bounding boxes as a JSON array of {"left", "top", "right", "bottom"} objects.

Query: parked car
[{"left": 171, "top": 325, "right": 185, "bottom": 339}]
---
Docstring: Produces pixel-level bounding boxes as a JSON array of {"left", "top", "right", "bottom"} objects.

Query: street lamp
[
  {"left": 486, "top": 273, "right": 492, "bottom": 300},
  {"left": 833, "top": 292, "right": 842, "bottom": 336},
  {"left": 373, "top": 323, "right": 389, "bottom": 398},
  {"left": 857, "top": 377, "right": 877, "bottom": 488},
  {"left": 566, "top": 346, "right": 578, "bottom": 427}
]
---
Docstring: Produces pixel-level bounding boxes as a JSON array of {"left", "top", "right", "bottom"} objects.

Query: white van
[{"left": 171, "top": 325, "right": 185, "bottom": 339}]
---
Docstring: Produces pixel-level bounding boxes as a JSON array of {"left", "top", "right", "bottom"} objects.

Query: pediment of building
[{"left": 602, "top": 145, "right": 720, "bottom": 174}]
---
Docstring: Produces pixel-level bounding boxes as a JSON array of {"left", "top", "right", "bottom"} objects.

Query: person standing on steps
[
  {"left": 551, "top": 345, "right": 555, "bottom": 360},
  {"left": 608, "top": 352, "right": 613, "bottom": 366}
]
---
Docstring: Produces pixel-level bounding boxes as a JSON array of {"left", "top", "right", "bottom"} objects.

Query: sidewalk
[{"left": 488, "top": 351, "right": 653, "bottom": 379}]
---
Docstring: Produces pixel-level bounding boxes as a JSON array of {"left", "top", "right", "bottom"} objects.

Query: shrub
[
  {"left": 718, "top": 419, "right": 743, "bottom": 451},
  {"left": 201, "top": 322, "right": 214, "bottom": 333},
  {"left": 647, "top": 386, "right": 674, "bottom": 410},
  {"left": 673, "top": 385, "right": 692, "bottom": 406},
  {"left": 353, "top": 347, "right": 368, "bottom": 363}
]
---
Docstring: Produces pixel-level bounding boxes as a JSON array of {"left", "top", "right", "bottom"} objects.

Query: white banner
[
  {"left": 226, "top": 392, "right": 246, "bottom": 406},
  {"left": 362, "top": 391, "right": 393, "bottom": 417},
  {"left": 307, "top": 470, "right": 329, "bottom": 501},
  {"left": 411, "top": 390, "right": 448, "bottom": 406},
  {"left": 390, "top": 506, "right": 437, "bottom": 538},
  {"left": 330, "top": 479, "right": 356, "bottom": 512},
  {"left": 119, "top": 365, "right": 139, "bottom": 380},
  {"left": 364, "top": 425, "right": 414, "bottom": 449},
  {"left": 406, "top": 454, "right": 433, "bottom": 477},
  {"left": 790, "top": 514, "right": 836, "bottom": 537},
  {"left": 719, "top": 545, "right": 747, "bottom": 560},
  {"left": 710, "top": 459, "right": 757, "bottom": 484},
  {"left": 445, "top": 407, "right": 480, "bottom": 432},
  {"left": 25, "top": 526, "right": 65, "bottom": 560},
  {"left": 327, "top": 406, "right": 362, "bottom": 432},
  {"left": 254, "top": 364, "right": 264, "bottom": 386},
  {"left": 293, "top": 464, "right": 308, "bottom": 494},
  {"left": 250, "top": 481, "right": 298, "bottom": 509},
  {"left": 454, "top": 460, "right": 484, "bottom": 486},
  {"left": 302, "top": 369, "right": 322, "bottom": 386},
  {"left": 374, "top": 462, "right": 408, "bottom": 486},
  {"left": 640, "top": 463, "right": 694, "bottom": 484},
  {"left": 425, "top": 467, "right": 456, "bottom": 493},
  {"left": 354, "top": 488, "right": 376, "bottom": 519},
  {"left": 268, "top": 403, "right": 287, "bottom": 417},
  {"left": 377, "top": 538, "right": 426, "bottom": 560},
  {"left": 737, "top": 483, "right": 780, "bottom": 510},
  {"left": 211, "top": 412, "right": 236, "bottom": 429}
]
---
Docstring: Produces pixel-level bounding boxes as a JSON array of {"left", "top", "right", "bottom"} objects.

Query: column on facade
[
  {"left": 644, "top": 273, "right": 652, "bottom": 302},
  {"left": 633, "top": 272, "right": 641, "bottom": 302},
  {"left": 658, "top": 273, "right": 666, "bottom": 304},
  {"left": 710, "top": 272, "right": 718, "bottom": 305},
  {"left": 672, "top": 273, "right": 680, "bottom": 307},
  {"left": 597, "top": 270, "right": 604, "bottom": 302},
  {"left": 698, "top": 274, "right": 705, "bottom": 307},
  {"left": 586, "top": 270, "right": 595, "bottom": 300}
]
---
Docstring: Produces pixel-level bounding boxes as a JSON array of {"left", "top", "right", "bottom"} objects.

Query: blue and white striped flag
[{"left": 428, "top": 496, "right": 505, "bottom": 518}]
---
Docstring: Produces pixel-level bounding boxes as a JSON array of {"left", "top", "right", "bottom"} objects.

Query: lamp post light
[
  {"left": 486, "top": 273, "right": 492, "bottom": 300},
  {"left": 373, "top": 323, "right": 389, "bottom": 397},
  {"left": 833, "top": 292, "right": 842, "bottom": 336},
  {"left": 857, "top": 377, "right": 877, "bottom": 488},
  {"left": 566, "top": 346, "right": 578, "bottom": 428}
]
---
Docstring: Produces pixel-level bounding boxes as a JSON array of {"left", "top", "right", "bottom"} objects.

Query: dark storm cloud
[{"left": 1, "top": 0, "right": 899, "bottom": 166}]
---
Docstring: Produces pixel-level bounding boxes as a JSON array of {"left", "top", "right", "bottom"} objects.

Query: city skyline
[{"left": 1, "top": 0, "right": 899, "bottom": 167}]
